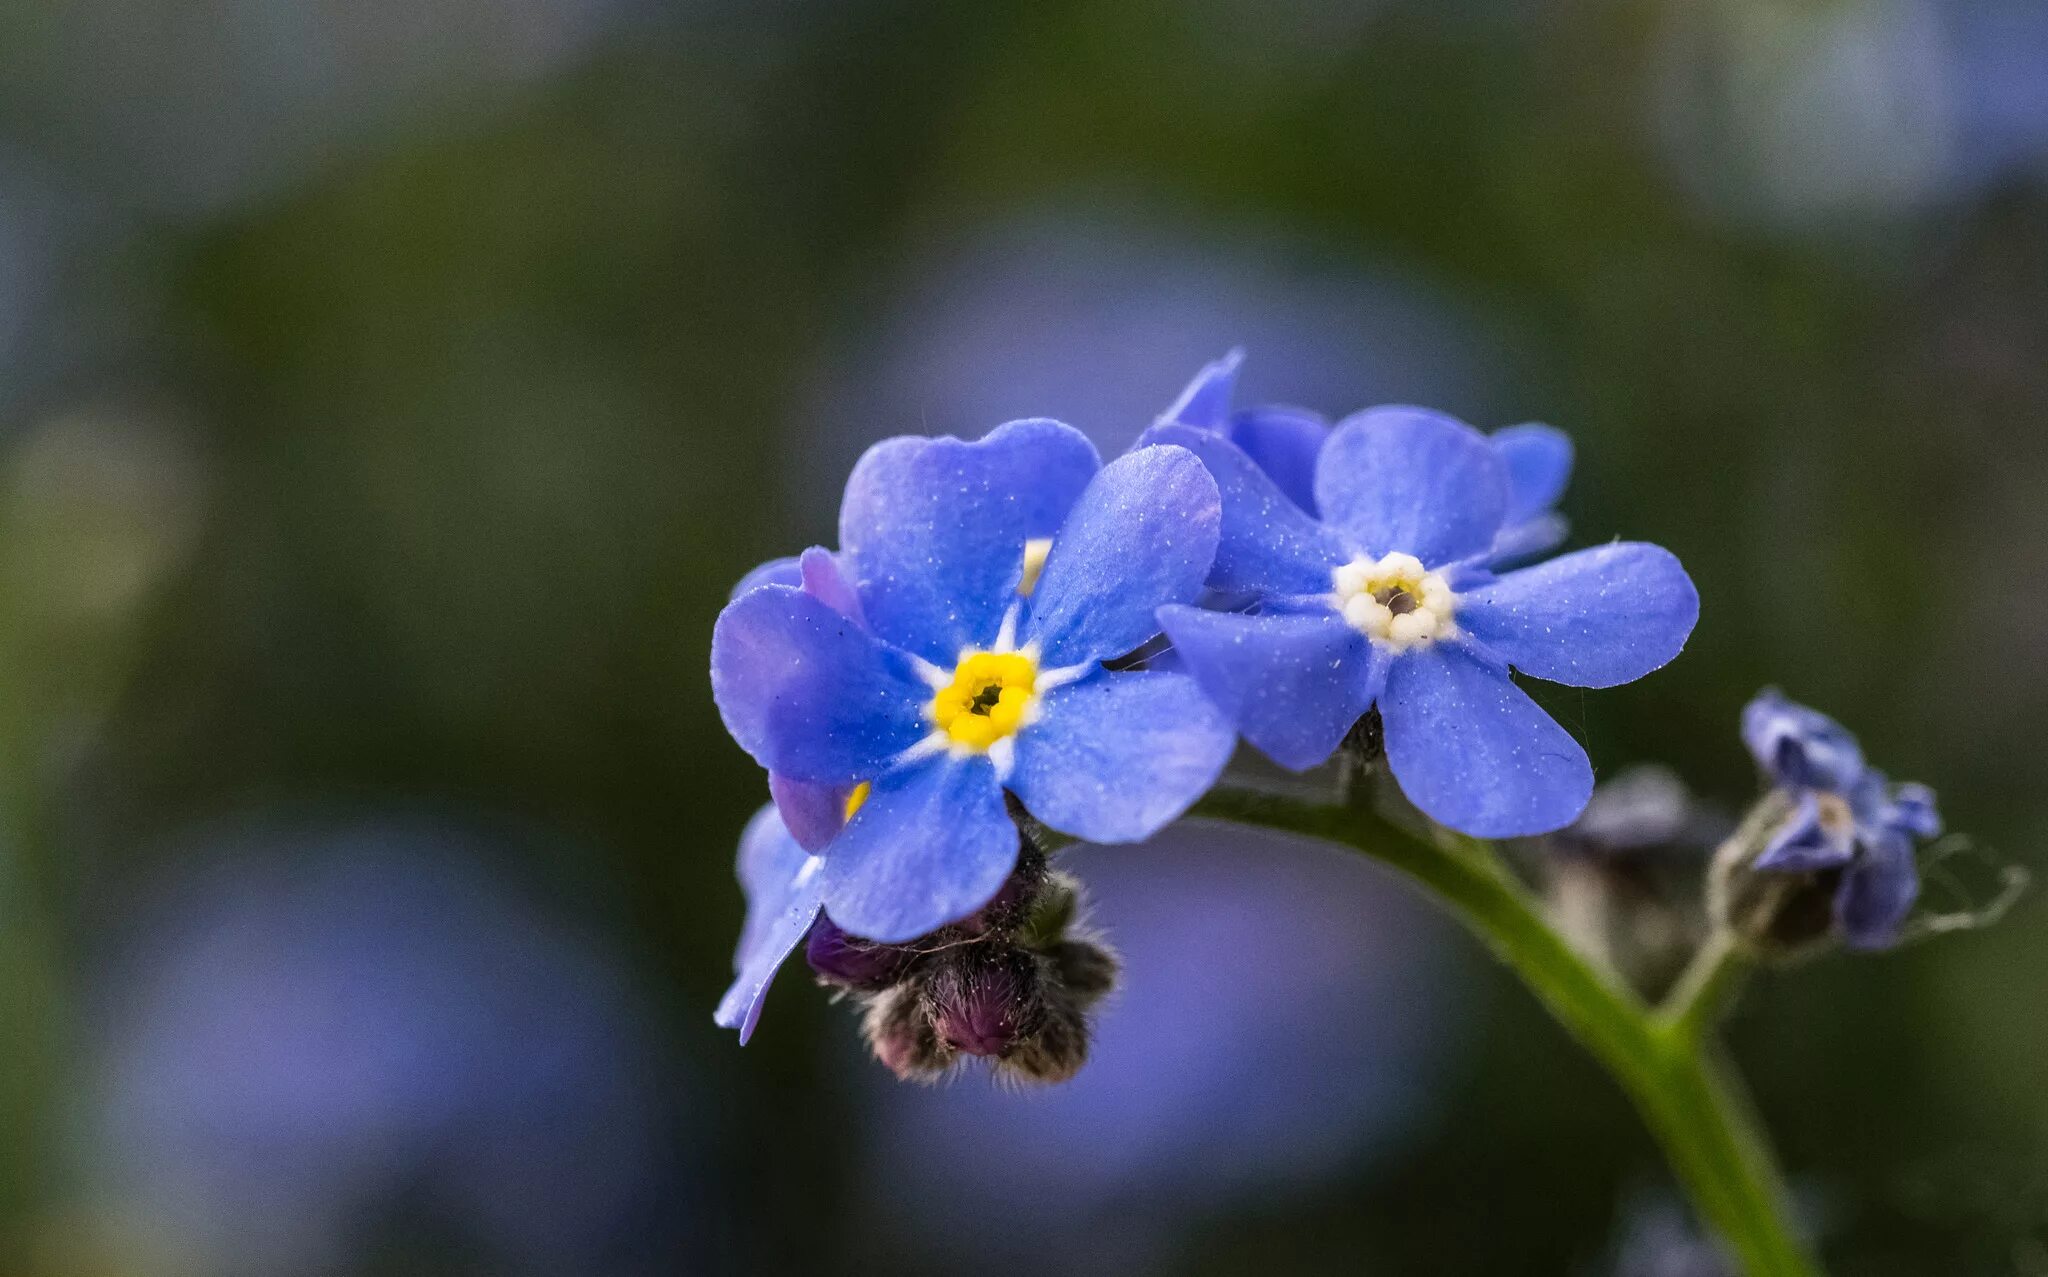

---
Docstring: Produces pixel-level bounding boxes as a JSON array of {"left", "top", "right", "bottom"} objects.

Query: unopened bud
[
  {"left": 1709, "top": 790, "right": 1843, "bottom": 960},
  {"left": 862, "top": 984, "right": 954, "bottom": 1082},
  {"left": 805, "top": 916, "right": 915, "bottom": 991},
  {"left": 927, "top": 947, "right": 1046, "bottom": 1059}
]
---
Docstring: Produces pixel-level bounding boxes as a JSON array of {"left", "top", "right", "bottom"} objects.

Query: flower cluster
[
  {"left": 707, "top": 351, "right": 1954, "bottom": 1073},
  {"left": 1724, "top": 689, "right": 1942, "bottom": 950}
]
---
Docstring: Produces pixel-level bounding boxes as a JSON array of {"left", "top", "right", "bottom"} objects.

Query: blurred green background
[{"left": 2, "top": 0, "right": 2045, "bottom": 1273}]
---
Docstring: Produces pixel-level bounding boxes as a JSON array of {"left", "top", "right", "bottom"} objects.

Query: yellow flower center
[
  {"left": 1332, "top": 552, "right": 1458, "bottom": 651},
  {"left": 930, "top": 650, "right": 1039, "bottom": 752}
]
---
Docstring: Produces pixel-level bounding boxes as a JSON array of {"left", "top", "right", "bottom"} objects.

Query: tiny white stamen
[
  {"left": 897, "top": 732, "right": 952, "bottom": 766},
  {"left": 909, "top": 654, "right": 951, "bottom": 689}
]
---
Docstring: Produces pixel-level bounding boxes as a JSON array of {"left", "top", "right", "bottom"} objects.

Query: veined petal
[
  {"left": 1157, "top": 348, "right": 1243, "bottom": 431},
  {"left": 1381, "top": 642, "right": 1593, "bottom": 837},
  {"left": 711, "top": 585, "right": 931, "bottom": 783},
  {"left": 1489, "top": 512, "right": 1569, "bottom": 565},
  {"left": 1492, "top": 422, "right": 1573, "bottom": 523},
  {"left": 1158, "top": 603, "right": 1384, "bottom": 772},
  {"left": 1229, "top": 405, "right": 1329, "bottom": 516},
  {"left": 1008, "top": 669, "right": 1235, "bottom": 844},
  {"left": 730, "top": 555, "right": 801, "bottom": 600},
  {"left": 839, "top": 419, "right": 1100, "bottom": 664},
  {"left": 1837, "top": 830, "right": 1919, "bottom": 951},
  {"left": 1315, "top": 407, "right": 1509, "bottom": 568},
  {"left": 1141, "top": 422, "right": 1345, "bottom": 596},
  {"left": 713, "top": 805, "right": 825, "bottom": 1043},
  {"left": 817, "top": 755, "right": 1019, "bottom": 944},
  {"left": 1025, "top": 445, "right": 1220, "bottom": 667},
  {"left": 1458, "top": 543, "right": 1698, "bottom": 688}
]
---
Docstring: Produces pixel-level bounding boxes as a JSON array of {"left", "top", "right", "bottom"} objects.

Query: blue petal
[
  {"left": 1489, "top": 513, "right": 1569, "bottom": 565},
  {"left": 1229, "top": 405, "right": 1329, "bottom": 515},
  {"left": 714, "top": 805, "right": 825, "bottom": 1043},
  {"left": 1492, "top": 422, "right": 1573, "bottom": 522},
  {"left": 730, "top": 555, "right": 801, "bottom": 600},
  {"left": 1457, "top": 543, "right": 1699, "bottom": 688},
  {"left": 769, "top": 771, "right": 851, "bottom": 853},
  {"left": 817, "top": 755, "right": 1019, "bottom": 943},
  {"left": 1157, "top": 349, "right": 1244, "bottom": 431},
  {"left": 1837, "top": 830, "right": 1919, "bottom": 951},
  {"left": 1380, "top": 642, "right": 1593, "bottom": 837},
  {"left": 1157, "top": 603, "right": 1384, "bottom": 772},
  {"left": 710, "top": 585, "right": 931, "bottom": 783},
  {"left": 1740, "top": 690, "right": 1865, "bottom": 792},
  {"left": 799, "top": 546, "right": 865, "bottom": 624},
  {"left": 1888, "top": 782, "right": 1942, "bottom": 839},
  {"left": 1315, "top": 407, "right": 1510, "bottom": 567},
  {"left": 1008, "top": 669, "right": 1236, "bottom": 843},
  {"left": 839, "top": 419, "right": 1101, "bottom": 664},
  {"left": 1141, "top": 423, "right": 1345, "bottom": 596},
  {"left": 1025, "top": 445, "right": 1220, "bottom": 667},
  {"left": 1753, "top": 791, "right": 1857, "bottom": 872}
]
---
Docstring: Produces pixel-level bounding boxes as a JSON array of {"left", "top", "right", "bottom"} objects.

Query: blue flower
[
  {"left": 1742, "top": 689, "right": 1942, "bottom": 949},
  {"left": 1157, "top": 351, "right": 1574, "bottom": 561},
  {"left": 711, "top": 421, "right": 1235, "bottom": 960},
  {"left": 1148, "top": 405, "right": 1698, "bottom": 837}
]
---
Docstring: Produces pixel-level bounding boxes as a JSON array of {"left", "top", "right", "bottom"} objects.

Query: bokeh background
[{"left": 2, "top": 0, "right": 2046, "bottom": 1272}]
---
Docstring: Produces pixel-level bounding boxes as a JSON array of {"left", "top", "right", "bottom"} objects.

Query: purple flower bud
[
  {"left": 927, "top": 949, "right": 1046, "bottom": 1059},
  {"left": 863, "top": 985, "right": 953, "bottom": 1083},
  {"left": 804, "top": 915, "right": 914, "bottom": 991}
]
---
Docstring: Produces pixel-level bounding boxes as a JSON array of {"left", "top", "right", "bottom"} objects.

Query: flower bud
[
  {"left": 926, "top": 947, "right": 1047, "bottom": 1059},
  {"left": 862, "top": 984, "right": 954, "bottom": 1082},
  {"left": 804, "top": 916, "right": 915, "bottom": 991},
  {"left": 1708, "top": 790, "right": 1844, "bottom": 960},
  {"left": 1044, "top": 937, "right": 1119, "bottom": 1006}
]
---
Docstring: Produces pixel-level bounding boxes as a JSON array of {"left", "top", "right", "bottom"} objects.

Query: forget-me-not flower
[
  {"left": 711, "top": 421, "right": 1234, "bottom": 955},
  {"left": 1148, "top": 405, "right": 1698, "bottom": 838},
  {"left": 1741, "top": 689, "right": 1941, "bottom": 949},
  {"left": 1157, "top": 350, "right": 1575, "bottom": 562}
]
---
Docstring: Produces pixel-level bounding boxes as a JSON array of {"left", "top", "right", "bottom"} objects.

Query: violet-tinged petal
[
  {"left": 1457, "top": 542, "right": 1699, "bottom": 688},
  {"left": 799, "top": 545, "right": 865, "bottom": 625},
  {"left": 838, "top": 419, "right": 1101, "bottom": 664},
  {"left": 1008, "top": 669, "right": 1236, "bottom": 844},
  {"left": 1741, "top": 690, "right": 1866, "bottom": 792},
  {"left": 768, "top": 772, "right": 851, "bottom": 853},
  {"left": 730, "top": 555, "right": 801, "bottom": 600},
  {"left": 1025, "top": 445, "right": 1220, "bottom": 668},
  {"left": 1492, "top": 422, "right": 1573, "bottom": 523},
  {"left": 710, "top": 585, "right": 931, "bottom": 784},
  {"left": 1157, "top": 604, "right": 1385, "bottom": 772},
  {"left": 713, "top": 805, "right": 824, "bottom": 1043},
  {"left": 1889, "top": 782, "right": 1942, "bottom": 840},
  {"left": 818, "top": 755, "right": 1019, "bottom": 944},
  {"left": 1229, "top": 405, "right": 1329, "bottom": 516},
  {"left": 1157, "top": 348, "right": 1243, "bottom": 431},
  {"left": 1140, "top": 423, "right": 1345, "bottom": 596},
  {"left": 1753, "top": 791, "right": 1858, "bottom": 873},
  {"left": 1315, "top": 407, "right": 1510, "bottom": 568},
  {"left": 1380, "top": 641, "right": 1594, "bottom": 837},
  {"left": 1837, "top": 829, "right": 1920, "bottom": 951}
]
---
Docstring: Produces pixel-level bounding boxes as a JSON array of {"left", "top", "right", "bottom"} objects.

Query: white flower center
[{"left": 1331, "top": 552, "right": 1457, "bottom": 651}]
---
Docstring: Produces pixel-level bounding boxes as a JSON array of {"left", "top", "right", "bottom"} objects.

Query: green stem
[{"left": 1186, "top": 787, "right": 1818, "bottom": 1277}]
